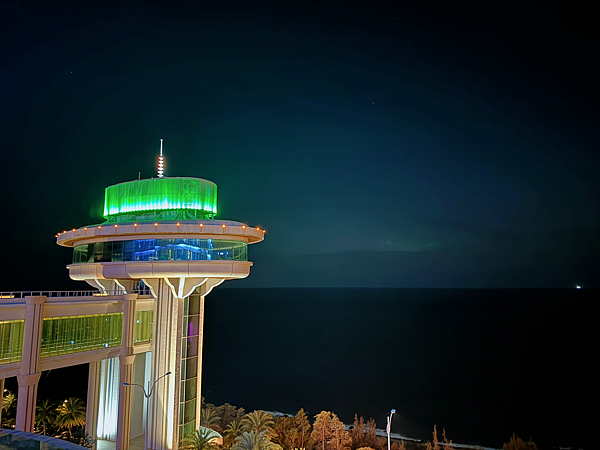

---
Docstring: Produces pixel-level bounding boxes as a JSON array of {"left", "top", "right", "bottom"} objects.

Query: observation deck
[
  {"left": 56, "top": 220, "right": 265, "bottom": 247},
  {"left": 55, "top": 172, "right": 265, "bottom": 297}
]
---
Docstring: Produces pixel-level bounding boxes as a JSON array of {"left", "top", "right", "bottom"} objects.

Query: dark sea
[
  {"left": 18, "top": 288, "right": 595, "bottom": 449},
  {"left": 201, "top": 288, "right": 595, "bottom": 450}
]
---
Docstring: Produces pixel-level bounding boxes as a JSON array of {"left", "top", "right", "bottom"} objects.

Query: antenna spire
[{"left": 158, "top": 139, "right": 164, "bottom": 178}]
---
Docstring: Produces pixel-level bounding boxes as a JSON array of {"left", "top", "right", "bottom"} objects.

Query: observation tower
[{"left": 52, "top": 143, "right": 265, "bottom": 450}]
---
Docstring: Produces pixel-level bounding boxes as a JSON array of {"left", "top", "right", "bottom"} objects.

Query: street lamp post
[
  {"left": 123, "top": 371, "right": 171, "bottom": 450},
  {"left": 386, "top": 409, "right": 396, "bottom": 450}
]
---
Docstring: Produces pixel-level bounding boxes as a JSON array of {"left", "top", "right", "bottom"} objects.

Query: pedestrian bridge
[{"left": 0, "top": 290, "right": 154, "bottom": 379}]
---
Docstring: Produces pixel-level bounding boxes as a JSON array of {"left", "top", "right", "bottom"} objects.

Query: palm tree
[
  {"left": 224, "top": 420, "right": 244, "bottom": 448},
  {"left": 200, "top": 408, "right": 221, "bottom": 429},
  {"left": 181, "top": 428, "right": 219, "bottom": 450},
  {"left": 55, "top": 397, "right": 86, "bottom": 439},
  {"left": 2, "top": 390, "right": 17, "bottom": 428},
  {"left": 2, "top": 416, "right": 16, "bottom": 429},
  {"left": 36, "top": 399, "right": 57, "bottom": 435},
  {"left": 241, "top": 411, "right": 274, "bottom": 434},
  {"left": 225, "top": 420, "right": 244, "bottom": 437},
  {"left": 232, "top": 431, "right": 282, "bottom": 450},
  {"left": 2, "top": 390, "right": 16, "bottom": 413}
]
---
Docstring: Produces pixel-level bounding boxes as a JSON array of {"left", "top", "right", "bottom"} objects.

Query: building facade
[{"left": 0, "top": 169, "right": 264, "bottom": 450}]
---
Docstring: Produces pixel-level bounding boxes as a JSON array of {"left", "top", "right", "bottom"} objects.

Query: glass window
[
  {"left": 185, "top": 336, "right": 198, "bottom": 358},
  {"left": 187, "top": 316, "right": 199, "bottom": 337},
  {"left": 188, "top": 297, "right": 200, "bottom": 315},
  {"left": 74, "top": 239, "right": 248, "bottom": 263},
  {"left": 184, "top": 379, "right": 197, "bottom": 401},
  {"left": 179, "top": 293, "right": 203, "bottom": 432},
  {"left": 183, "top": 420, "right": 195, "bottom": 438},
  {"left": 184, "top": 400, "right": 196, "bottom": 423},
  {"left": 184, "top": 357, "right": 197, "bottom": 379},
  {"left": 112, "top": 241, "right": 123, "bottom": 261},
  {"left": 180, "top": 359, "right": 186, "bottom": 380}
]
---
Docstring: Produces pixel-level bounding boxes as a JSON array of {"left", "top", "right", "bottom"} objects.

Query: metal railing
[{"left": 0, "top": 289, "right": 152, "bottom": 299}]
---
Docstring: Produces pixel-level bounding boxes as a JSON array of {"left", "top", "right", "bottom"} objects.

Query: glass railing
[
  {"left": 0, "top": 290, "right": 152, "bottom": 299},
  {"left": 40, "top": 313, "right": 123, "bottom": 357},
  {"left": 0, "top": 320, "right": 24, "bottom": 365},
  {"left": 2, "top": 310, "right": 154, "bottom": 364},
  {"left": 134, "top": 310, "right": 154, "bottom": 344}
]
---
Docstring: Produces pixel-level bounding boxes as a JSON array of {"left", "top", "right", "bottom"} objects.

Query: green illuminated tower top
[
  {"left": 103, "top": 142, "right": 217, "bottom": 223},
  {"left": 103, "top": 177, "right": 218, "bottom": 223}
]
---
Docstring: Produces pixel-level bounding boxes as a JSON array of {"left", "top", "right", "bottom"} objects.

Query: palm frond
[{"left": 241, "top": 411, "right": 274, "bottom": 433}]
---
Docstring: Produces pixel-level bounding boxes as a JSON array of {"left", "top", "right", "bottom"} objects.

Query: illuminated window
[
  {"left": 179, "top": 294, "right": 202, "bottom": 441},
  {"left": 73, "top": 239, "right": 247, "bottom": 263}
]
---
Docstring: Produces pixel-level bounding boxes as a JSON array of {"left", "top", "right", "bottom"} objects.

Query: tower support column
[
  {"left": 16, "top": 295, "right": 45, "bottom": 433},
  {"left": 117, "top": 294, "right": 138, "bottom": 450},
  {"left": 147, "top": 280, "right": 183, "bottom": 450},
  {"left": 87, "top": 361, "right": 102, "bottom": 450},
  {"left": 193, "top": 279, "right": 223, "bottom": 431}
]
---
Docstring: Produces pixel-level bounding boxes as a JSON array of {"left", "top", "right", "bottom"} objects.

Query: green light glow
[{"left": 103, "top": 177, "right": 217, "bottom": 221}]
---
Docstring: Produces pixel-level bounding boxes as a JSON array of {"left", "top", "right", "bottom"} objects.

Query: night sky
[{"left": 2, "top": 1, "right": 599, "bottom": 290}]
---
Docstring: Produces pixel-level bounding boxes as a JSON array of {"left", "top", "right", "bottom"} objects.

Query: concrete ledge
[
  {"left": 39, "top": 347, "right": 122, "bottom": 372},
  {"left": 0, "top": 361, "right": 22, "bottom": 379},
  {"left": 68, "top": 261, "right": 253, "bottom": 281},
  {"left": 57, "top": 221, "right": 265, "bottom": 247}
]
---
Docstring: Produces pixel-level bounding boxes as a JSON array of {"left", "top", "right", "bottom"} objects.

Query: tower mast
[{"left": 158, "top": 139, "right": 164, "bottom": 178}]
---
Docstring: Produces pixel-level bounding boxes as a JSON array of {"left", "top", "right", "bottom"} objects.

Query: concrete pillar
[
  {"left": 129, "top": 354, "right": 149, "bottom": 440},
  {"left": 16, "top": 295, "right": 45, "bottom": 432},
  {"left": 97, "top": 357, "right": 119, "bottom": 441},
  {"left": 0, "top": 378, "right": 4, "bottom": 425},
  {"left": 117, "top": 355, "right": 135, "bottom": 450},
  {"left": 87, "top": 361, "right": 102, "bottom": 450},
  {"left": 117, "top": 294, "right": 138, "bottom": 450},
  {"left": 147, "top": 280, "right": 183, "bottom": 450},
  {"left": 193, "top": 279, "right": 222, "bottom": 430},
  {"left": 193, "top": 294, "right": 206, "bottom": 432}
]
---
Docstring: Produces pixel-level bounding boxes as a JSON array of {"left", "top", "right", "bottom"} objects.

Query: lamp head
[
  {"left": 123, "top": 383, "right": 130, "bottom": 386},
  {"left": 166, "top": 372, "right": 172, "bottom": 376},
  {"left": 391, "top": 409, "right": 396, "bottom": 414}
]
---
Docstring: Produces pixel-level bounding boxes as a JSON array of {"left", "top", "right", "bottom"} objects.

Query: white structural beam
[
  {"left": 116, "top": 294, "right": 138, "bottom": 450},
  {"left": 87, "top": 361, "right": 102, "bottom": 450},
  {"left": 147, "top": 280, "right": 181, "bottom": 450},
  {"left": 15, "top": 296, "right": 46, "bottom": 433}
]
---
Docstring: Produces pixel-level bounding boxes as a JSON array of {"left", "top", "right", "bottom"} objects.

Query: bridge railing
[{"left": 0, "top": 289, "right": 152, "bottom": 299}]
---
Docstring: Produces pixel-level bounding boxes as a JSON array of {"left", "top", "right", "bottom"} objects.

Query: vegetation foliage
[
  {"left": 232, "top": 430, "right": 283, "bottom": 450},
  {"left": 503, "top": 433, "right": 538, "bottom": 450},
  {"left": 2, "top": 390, "right": 90, "bottom": 447},
  {"left": 182, "top": 428, "right": 220, "bottom": 450},
  {"left": 189, "top": 400, "right": 540, "bottom": 450},
  {"left": 2, "top": 389, "right": 539, "bottom": 450},
  {"left": 55, "top": 397, "right": 86, "bottom": 439}
]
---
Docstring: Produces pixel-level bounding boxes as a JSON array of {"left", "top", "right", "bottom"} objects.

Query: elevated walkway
[{"left": 0, "top": 290, "right": 154, "bottom": 379}]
